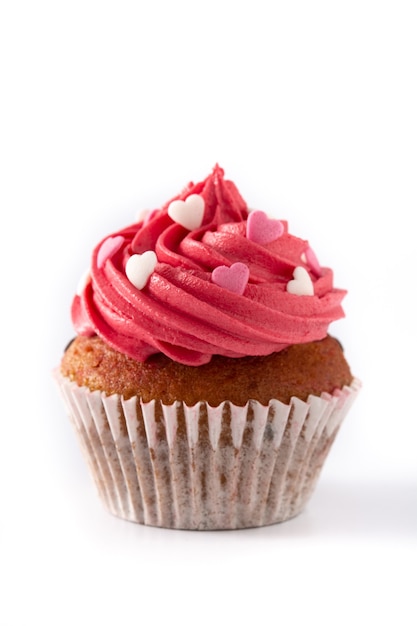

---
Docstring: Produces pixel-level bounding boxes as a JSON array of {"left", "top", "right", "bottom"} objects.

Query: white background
[{"left": 1, "top": 1, "right": 416, "bottom": 625}]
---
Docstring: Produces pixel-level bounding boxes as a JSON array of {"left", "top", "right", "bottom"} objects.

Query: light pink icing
[{"left": 72, "top": 165, "right": 346, "bottom": 366}]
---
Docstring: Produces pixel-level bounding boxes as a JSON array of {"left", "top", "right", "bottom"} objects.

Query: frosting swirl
[{"left": 72, "top": 166, "right": 346, "bottom": 366}]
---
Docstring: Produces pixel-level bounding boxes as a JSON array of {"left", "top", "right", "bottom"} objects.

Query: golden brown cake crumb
[{"left": 61, "top": 335, "right": 352, "bottom": 406}]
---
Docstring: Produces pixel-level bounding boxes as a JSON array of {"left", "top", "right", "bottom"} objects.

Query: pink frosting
[{"left": 72, "top": 166, "right": 346, "bottom": 366}]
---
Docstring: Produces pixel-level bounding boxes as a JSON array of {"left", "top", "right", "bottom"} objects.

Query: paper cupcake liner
[{"left": 55, "top": 372, "right": 361, "bottom": 530}]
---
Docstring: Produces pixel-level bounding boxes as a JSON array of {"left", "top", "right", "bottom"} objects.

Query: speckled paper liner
[{"left": 56, "top": 372, "right": 361, "bottom": 530}]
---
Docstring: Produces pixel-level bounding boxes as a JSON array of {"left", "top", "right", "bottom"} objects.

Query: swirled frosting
[{"left": 72, "top": 166, "right": 346, "bottom": 366}]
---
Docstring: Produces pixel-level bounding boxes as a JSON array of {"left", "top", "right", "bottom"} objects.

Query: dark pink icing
[{"left": 72, "top": 166, "right": 346, "bottom": 365}]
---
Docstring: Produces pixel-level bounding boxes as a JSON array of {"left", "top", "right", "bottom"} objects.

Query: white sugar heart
[
  {"left": 287, "top": 266, "right": 314, "bottom": 296},
  {"left": 168, "top": 194, "right": 205, "bottom": 231},
  {"left": 125, "top": 251, "right": 157, "bottom": 290}
]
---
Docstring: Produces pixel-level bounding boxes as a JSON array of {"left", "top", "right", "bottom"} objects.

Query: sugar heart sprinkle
[
  {"left": 97, "top": 236, "right": 125, "bottom": 269},
  {"left": 125, "top": 251, "right": 157, "bottom": 290},
  {"left": 168, "top": 194, "right": 205, "bottom": 231},
  {"left": 286, "top": 266, "right": 314, "bottom": 296},
  {"left": 246, "top": 210, "right": 284, "bottom": 244},
  {"left": 303, "top": 246, "right": 322, "bottom": 277},
  {"left": 212, "top": 262, "right": 249, "bottom": 295}
]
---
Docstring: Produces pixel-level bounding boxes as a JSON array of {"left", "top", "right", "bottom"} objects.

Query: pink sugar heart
[
  {"left": 212, "top": 262, "right": 249, "bottom": 295},
  {"left": 286, "top": 266, "right": 314, "bottom": 296},
  {"left": 125, "top": 251, "right": 157, "bottom": 290},
  {"left": 304, "top": 246, "right": 322, "bottom": 277},
  {"left": 168, "top": 194, "right": 205, "bottom": 231},
  {"left": 97, "top": 236, "right": 125, "bottom": 269},
  {"left": 246, "top": 210, "right": 284, "bottom": 245}
]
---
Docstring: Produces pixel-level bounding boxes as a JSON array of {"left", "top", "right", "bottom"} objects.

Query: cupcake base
[{"left": 56, "top": 372, "right": 361, "bottom": 530}]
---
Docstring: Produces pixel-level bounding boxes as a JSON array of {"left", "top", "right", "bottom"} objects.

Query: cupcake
[{"left": 56, "top": 165, "right": 360, "bottom": 530}]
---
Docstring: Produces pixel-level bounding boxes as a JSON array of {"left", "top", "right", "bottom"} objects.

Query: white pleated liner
[{"left": 56, "top": 372, "right": 361, "bottom": 530}]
